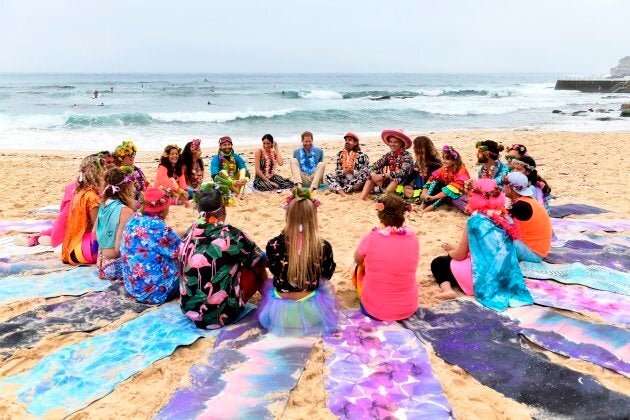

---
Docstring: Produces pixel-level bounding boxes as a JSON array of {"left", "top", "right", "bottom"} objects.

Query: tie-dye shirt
[{"left": 120, "top": 212, "right": 181, "bottom": 304}]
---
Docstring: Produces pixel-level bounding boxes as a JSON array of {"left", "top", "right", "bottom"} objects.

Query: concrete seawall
[{"left": 555, "top": 79, "right": 627, "bottom": 92}]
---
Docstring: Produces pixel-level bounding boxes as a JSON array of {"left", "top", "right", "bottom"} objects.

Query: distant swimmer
[
  {"left": 207, "top": 101, "right": 212, "bottom": 105},
  {"left": 93, "top": 90, "right": 100, "bottom": 99},
  {"left": 204, "top": 78, "right": 209, "bottom": 82},
  {"left": 110, "top": 87, "right": 114, "bottom": 93},
  {"left": 98, "top": 102, "right": 105, "bottom": 107},
  {"left": 209, "top": 85, "right": 215, "bottom": 92}
]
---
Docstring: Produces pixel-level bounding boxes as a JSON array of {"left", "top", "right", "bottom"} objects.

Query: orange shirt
[
  {"left": 61, "top": 188, "right": 100, "bottom": 263},
  {"left": 514, "top": 196, "right": 552, "bottom": 257},
  {"left": 154, "top": 164, "right": 187, "bottom": 192}
]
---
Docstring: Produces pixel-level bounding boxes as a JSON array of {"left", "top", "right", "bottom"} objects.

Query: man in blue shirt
[
  {"left": 210, "top": 136, "right": 250, "bottom": 199},
  {"left": 290, "top": 131, "right": 325, "bottom": 192}
]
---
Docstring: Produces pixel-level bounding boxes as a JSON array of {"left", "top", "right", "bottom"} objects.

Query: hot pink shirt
[{"left": 357, "top": 227, "right": 419, "bottom": 321}]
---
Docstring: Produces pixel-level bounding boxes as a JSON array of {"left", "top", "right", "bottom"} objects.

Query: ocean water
[{"left": 0, "top": 73, "right": 628, "bottom": 151}]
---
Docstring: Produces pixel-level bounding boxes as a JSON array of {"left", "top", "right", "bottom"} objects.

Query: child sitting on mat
[
  {"left": 257, "top": 188, "right": 338, "bottom": 336},
  {"left": 353, "top": 193, "right": 419, "bottom": 321}
]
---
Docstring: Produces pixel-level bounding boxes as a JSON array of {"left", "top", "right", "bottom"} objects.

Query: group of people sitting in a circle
[{"left": 19, "top": 129, "right": 553, "bottom": 334}]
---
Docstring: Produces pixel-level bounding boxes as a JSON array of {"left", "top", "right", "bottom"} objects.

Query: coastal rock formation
[{"left": 610, "top": 56, "right": 630, "bottom": 77}]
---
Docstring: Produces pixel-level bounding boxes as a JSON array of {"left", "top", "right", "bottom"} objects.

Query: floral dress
[
  {"left": 120, "top": 212, "right": 181, "bottom": 304},
  {"left": 179, "top": 221, "right": 264, "bottom": 329},
  {"left": 324, "top": 150, "right": 370, "bottom": 193},
  {"left": 253, "top": 149, "right": 294, "bottom": 191}
]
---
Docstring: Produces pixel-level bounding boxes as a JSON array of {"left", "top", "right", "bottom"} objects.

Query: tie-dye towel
[
  {"left": 0, "top": 283, "right": 151, "bottom": 360},
  {"left": 520, "top": 261, "right": 630, "bottom": 296},
  {"left": 402, "top": 299, "right": 630, "bottom": 419},
  {"left": 31, "top": 205, "right": 60, "bottom": 214},
  {"left": 323, "top": 311, "right": 452, "bottom": 420},
  {"left": 549, "top": 204, "right": 609, "bottom": 218},
  {"left": 157, "top": 309, "right": 313, "bottom": 419},
  {"left": 526, "top": 279, "right": 630, "bottom": 327},
  {"left": 0, "top": 236, "right": 52, "bottom": 258},
  {"left": 504, "top": 305, "right": 630, "bottom": 377},
  {"left": 551, "top": 218, "right": 630, "bottom": 233},
  {"left": 0, "top": 304, "right": 219, "bottom": 417},
  {"left": 0, "top": 267, "right": 109, "bottom": 304},
  {"left": 552, "top": 232, "right": 630, "bottom": 249},
  {"left": 0, "top": 219, "right": 54, "bottom": 234},
  {"left": 0, "top": 254, "right": 70, "bottom": 278},
  {"left": 545, "top": 246, "right": 629, "bottom": 272}
]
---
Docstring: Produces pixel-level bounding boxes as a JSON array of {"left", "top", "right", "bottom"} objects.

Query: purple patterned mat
[
  {"left": 551, "top": 218, "right": 630, "bottom": 233},
  {"left": 0, "top": 219, "right": 53, "bottom": 234},
  {"left": 157, "top": 310, "right": 315, "bottom": 419},
  {"left": 402, "top": 299, "right": 630, "bottom": 419},
  {"left": 526, "top": 279, "right": 630, "bottom": 327},
  {"left": 323, "top": 311, "right": 452, "bottom": 419},
  {"left": 552, "top": 232, "right": 630, "bottom": 249},
  {"left": 0, "top": 283, "right": 150, "bottom": 360},
  {"left": 545, "top": 247, "right": 629, "bottom": 272},
  {"left": 549, "top": 204, "right": 609, "bottom": 218},
  {"left": 505, "top": 305, "right": 630, "bottom": 377}
]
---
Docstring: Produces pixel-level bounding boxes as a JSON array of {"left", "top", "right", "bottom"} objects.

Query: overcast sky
[{"left": 1, "top": 0, "right": 628, "bottom": 74}]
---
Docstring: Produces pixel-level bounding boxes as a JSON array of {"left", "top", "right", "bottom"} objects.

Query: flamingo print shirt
[{"left": 179, "top": 221, "right": 263, "bottom": 329}]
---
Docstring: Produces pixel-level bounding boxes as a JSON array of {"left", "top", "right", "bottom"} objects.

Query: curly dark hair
[
  {"left": 159, "top": 145, "right": 184, "bottom": 178},
  {"left": 376, "top": 193, "right": 408, "bottom": 228}
]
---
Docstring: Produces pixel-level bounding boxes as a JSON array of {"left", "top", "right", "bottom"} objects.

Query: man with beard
[
  {"left": 210, "top": 136, "right": 250, "bottom": 200},
  {"left": 475, "top": 139, "right": 509, "bottom": 187},
  {"left": 323, "top": 132, "right": 370, "bottom": 196}
]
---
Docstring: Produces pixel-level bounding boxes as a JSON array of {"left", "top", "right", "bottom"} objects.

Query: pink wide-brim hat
[
  {"left": 344, "top": 132, "right": 360, "bottom": 142},
  {"left": 381, "top": 129, "right": 412, "bottom": 150}
]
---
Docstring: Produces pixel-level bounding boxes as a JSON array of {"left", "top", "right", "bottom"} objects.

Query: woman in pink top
[
  {"left": 155, "top": 144, "right": 189, "bottom": 204},
  {"left": 353, "top": 193, "right": 419, "bottom": 321}
]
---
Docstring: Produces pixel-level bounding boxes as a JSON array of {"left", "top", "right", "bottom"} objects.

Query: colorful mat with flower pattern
[
  {"left": 549, "top": 203, "right": 609, "bottom": 218},
  {"left": 526, "top": 279, "right": 630, "bottom": 327},
  {"left": 503, "top": 305, "right": 630, "bottom": 377},
  {"left": 520, "top": 261, "right": 630, "bottom": 296},
  {"left": 0, "top": 266, "right": 110, "bottom": 304},
  {"left": 402, "top": 299, "right": 630, "bottom": 419},
  {"left": 0, "top": 283, "right": 151, "bottom": 360},
  {"left": 0, "top": 253, "right": 70, "bottom": 278},
  {"left": 551, "top": 218, "right": 630, "bottom": 233},
  {"left": 157, "top": 309, "right": 314, "bottom": 419},
  {"left": 323, "top": 310, "right": 453, "bottom": 419},
  {"left": 552, "top": 232, "right": 630, "bottom": 248},
  {"left": 0, "top": 304, "right": 220, "bottom": 417},
  {"left": 0, "top": 219, "right": 54, "bottom": 234}
]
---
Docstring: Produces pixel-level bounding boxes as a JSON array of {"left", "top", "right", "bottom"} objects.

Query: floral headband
[
  {"left": 116, "top": 140, "right": 137, "bottom": 157},
  {"left": 511, "top": 159, "right": 535, "bottom": 171},
  {"left": 508, "top": 144, "right": 528, "bottom": 155},
  {"left": 442, "top": 145, "right": 459, "bottom": 159},
  {"left": 375, "top": 202, "right": 412, "bottom": 213},
  {"left": 191, "top": 139, "right": 201, "bottom": 148},
  {"left": 102, "top": 166, "right": 134, "bottom": 195},
  {"left": 283, "top": 188, "right": 322, "bottom": 210},
  {"left": 465, "top": 179, "right": 502, "bottom": 200},
  {"left": 163, "top": 144, "right": 181, "bottom": 157}
]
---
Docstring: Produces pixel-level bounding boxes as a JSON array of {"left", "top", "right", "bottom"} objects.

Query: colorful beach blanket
[
  {"left": 549, "top": 203, "right": 609, "bottom": 218},
  {"left": 520, "top": 261, "right": 630, "bottom": 296},
  {"left": 0, "top": 267, "right": 109, "bottom": 304},
  {"left": 402, "top": 299, "right": 630, "bottom": 419},
  {"left": 551, "top": 218, "right": 630, "bottom": 233},
  {"left": 0, "top": 219, "right": 53, "bottom": 234},
  {"left": 0, "top": 283, "right": 151, "bottom": 360},
  {"left": 157, "top": 310, "right": 314, "bottom": 419},
  {"left": 0, "top": 236, "right": 52, "bottom": 258},
  {"left": 0, "top": 254, "right": 70, "bottom": 278},
  {"left": 545, "top": 246, "right": 630, "bottom": 272},
  {"left": 552, "top": 232, "right": 630, "bottom": 249},
  {"left": 504, "top": 305, "right": 630, "bottom": 377},
  {"left": 323, "top": 311, "right": 452, "bottom": 420},
  {"left": 0, "top": 304, "right": 220, "bottom": 417},
  {"left": 32, "top": 204, "right": 60, "bottom": 214},
  {"left": 526, "top": 279, "right": 630, "bottom": 327}
]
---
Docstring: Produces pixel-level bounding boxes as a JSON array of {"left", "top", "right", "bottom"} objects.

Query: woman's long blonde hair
[
  {"left": 284, "top": 196, "right": 322, "bottom": 290},
  {"left": 76, "top": 154, "right": 104, "bottom": 193},
  {"left": 102, "top": 166, "right": 135, "bottom": 209}
]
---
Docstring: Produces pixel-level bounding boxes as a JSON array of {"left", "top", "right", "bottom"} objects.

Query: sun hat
[
  {"left": 142, "top": 187, "right": 171, "bottom": 214},
  {"left": 381, "top": 129, "right": 412, "bottom": 150},
  {"left": 219, "top": 136, "right": 233, "bottom": 146},
  {"left": 344, "top": 132, "right": 360, "bottom": 142},
  {"left": 505, "top": 172, "right": 534, "bottom": 197}
]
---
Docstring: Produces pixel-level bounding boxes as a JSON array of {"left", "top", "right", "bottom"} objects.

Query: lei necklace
[
  {"left": 473, "top": 209, "right": 519, "bottom": 240},
  {"left": 387, "top": 151, "right": 403, "bottom": 172},
  {"left": 261, "top": 148, "right": 277, "bottom": 178},
  {"left": 299, "top": 149, "right": 317, "bottom": 175},
  {"left": 341, "top": 150, "right": 356, "bottom": 172},
  {"left": 372, "top": 226, "right": 413, "bottom": 237},
  {"left": 219, "top": 152, "right": 236, "bottom": 176}
]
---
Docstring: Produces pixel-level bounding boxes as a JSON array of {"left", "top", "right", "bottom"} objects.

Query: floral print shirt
[
  {"left": 179, "top": 221, "right": 263, "bottom": 329},
  {"left": 267, "top": 233, "right": 336, "bottom": 293},
  {"left": 120, "top": 212, "right": 181, "bottom": 304},
  {"left": 369, "top": 150, "right": 414, "bottom": 183}
]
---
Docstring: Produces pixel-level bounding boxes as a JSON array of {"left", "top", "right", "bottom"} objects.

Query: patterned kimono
[
  {"left": 120, "top": 213, "right": 181, "bottom": 304},
  {"left": 367, "top": 150, "right": 414, "bottom": 184},
  {"left": 324, "top": 149, "right": 370, "bottom": 193}
]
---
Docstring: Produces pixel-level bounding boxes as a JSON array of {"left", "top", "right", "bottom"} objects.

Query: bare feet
[
  {"left": 422, "top": 205, "right": 435, "bottom": 213},
  {"left": 38, "top": 235, "right": 52, "bottom": 246},
  {"left": 434, "top": 282, "right": 457, "bottom": 300},
  {"left": 337, "top": 189, "right": 347, "bottom": 197}
]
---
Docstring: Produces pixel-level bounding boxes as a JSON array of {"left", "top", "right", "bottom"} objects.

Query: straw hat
[{"left": 381, "top": 129, "right": 412, "bottom": 149}]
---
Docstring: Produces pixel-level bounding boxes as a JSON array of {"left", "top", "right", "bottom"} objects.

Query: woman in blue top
[{"left": 95, "top": 167, "right": 134, "bottom": 280}]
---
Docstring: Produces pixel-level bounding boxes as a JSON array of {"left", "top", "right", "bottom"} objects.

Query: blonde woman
[
  {"left": 95, "top": 167, "right": 135, "bottom": 280},
  {"left": 258, "top": 188, "right": 337, "bottom": 336}
]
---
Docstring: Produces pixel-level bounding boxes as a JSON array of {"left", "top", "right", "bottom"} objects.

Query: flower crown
[
  {"left": 511, "top": 159, "right": 535, "bottom": 171},
  {"left": 509, "top": 144, "right": 528, "bottom": 155},
  {"left": 442, "top": 145, "right": 459, "bottom": 159},
  {"left": 283, "top": 188, "right": 322, "bottom": 210},
  {"left": 116, "top": 140, "right": 137, "bottom": 157},
  {"left": 375, "top": 202, "right": 412, "bottom": 213},
  {"left": 163, "top": 144, "right": 182, "bottom": 157},
  {"left": 191, "top": 139, "right": 201, "bottom": 148},
  {"left": 465, "top": 180, "right": 502, "bottom": 199},
  {"left": 103, "top": 166, "right": 134, "bottom": 195}
]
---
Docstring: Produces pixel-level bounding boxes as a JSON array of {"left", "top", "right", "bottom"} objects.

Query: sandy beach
[{"left": 0, "top": 129, "right": 629, "bottom": 419}]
